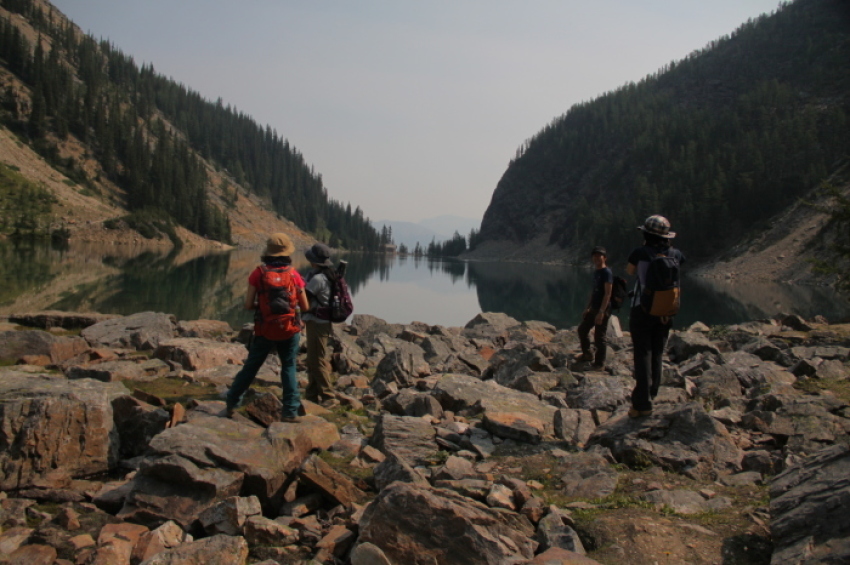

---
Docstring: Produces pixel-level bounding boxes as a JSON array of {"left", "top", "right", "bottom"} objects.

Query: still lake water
[{"left": 2, "top": 240, "right": 850, "bottom": 330}]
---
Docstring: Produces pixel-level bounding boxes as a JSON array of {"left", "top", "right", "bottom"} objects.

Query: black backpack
[
  {"left": 313, "top": 268, "right": 354, "bottom": 323},
  {"left": 610, "top": 276, "right": 629, "bottom": 310},
  {"left": 641, "top": 250, "right": 681, "bottom": 317}
]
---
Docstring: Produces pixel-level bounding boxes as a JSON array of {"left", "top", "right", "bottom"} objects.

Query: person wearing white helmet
[{"left": 625, "top": 215, "right": 686, "bottom": 418}]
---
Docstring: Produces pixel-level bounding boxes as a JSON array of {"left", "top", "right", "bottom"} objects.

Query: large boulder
[
  {"left": 462, "top": 312, "right": 521, "bottom": 342},
  {"left": 373, "top": 342, "right": 431, "bottom": 388},
  {"left": 118, "top": 414, "right": 339, "bottom": 528},
  {"left": 566, "top": 375, "right": 631, "bottom": 412},
  {"left": 357, "top": 482, "right": 535, "bottom": 565},
  {"left": 0, "top": 372, "right": 126, "bottom": 490},
  {"left": 370, "top": 414, "right": 439, "bottom": 467},
  {"left": 137, "top": 533, "right": 248, "bottom": 565},
  {"left": 111, "top": 395, "right": 171, "bottom": 460},
  {"left": 0, "top": 330, "right": 88, "bottom": 364},
  {"left": 154, "top": 338, "right": 246, "bottom": 371},
  {"left": 770, "top": 445, "right": 850, "bottom": 565},
  {"left": 432, "top": 374, "right": 558, "bottom": 435},
  {"left": 81, "top": 312, "right": 176, "bottom": 350},
  {"left": 742, "top": 394, "right": 850, "bottom": 457},
  {"left": 667, "top": 331, "right": 721, "bottom": 362},
  {"left": 586, "top": 403, "right": 742, "bottom": 479}
]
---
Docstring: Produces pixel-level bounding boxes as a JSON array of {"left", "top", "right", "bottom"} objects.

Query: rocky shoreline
[{"left": 0, "top": 309, "right": 848, "bottom": 564}]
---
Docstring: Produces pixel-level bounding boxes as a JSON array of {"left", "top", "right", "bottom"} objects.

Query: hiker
[
  {"left": 577, "top": 246, "right": 613, "bottom": 368},
  {"left": 225, "top": 233, "right": 309, "bottom": 422},
  {"left": 626, "top": 215, "right": 686, "bottom": 418},
  {"left": 303, "top": 243, "right": 339, "bottom": 408}
]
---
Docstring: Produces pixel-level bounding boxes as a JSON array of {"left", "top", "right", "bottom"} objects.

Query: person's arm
[
  {"left": 298, "top": 288, "right": 310, "bottom": 312},
  {"left": 243, "top": 283, "right": 257, "bottom": 310},
  {"left": 626, "top": 263, "right": 636, "bottom": 275}
]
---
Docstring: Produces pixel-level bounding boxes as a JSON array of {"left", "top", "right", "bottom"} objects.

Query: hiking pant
[
  {"left": 227, "top": 333, "right": 301, "bottom": 418},
  {"left": 577, "top": 307, "right": 610, "bottom": 365},
  {"left": 305, "top": 320, "right": 334, "bottom": 402},
  {"left": 629, "top": 307, "right": 671, "bottom": 412}
]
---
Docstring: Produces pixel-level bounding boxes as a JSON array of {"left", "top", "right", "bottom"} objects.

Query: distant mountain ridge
[
  {"left": 377, "top": 215, "right": 480, "bottom": 249},
  {"left": 469, "top": 0, "right": 850, "bottom": 270}
]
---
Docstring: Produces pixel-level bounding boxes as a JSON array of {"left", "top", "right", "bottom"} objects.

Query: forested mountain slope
[
  {"left": 0, "top": 0, "right": 379, "bottom": 249},
  {"left": 470, "top": 0, "right": 850, "bottom": 267}
]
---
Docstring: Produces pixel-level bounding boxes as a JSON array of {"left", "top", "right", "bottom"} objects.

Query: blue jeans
[{"left": 226, "top": 333, "right": 301, "bottom": 418}]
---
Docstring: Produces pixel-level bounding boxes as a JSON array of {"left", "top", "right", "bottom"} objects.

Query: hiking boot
[
  {"left": 297, "top": 403, "right": 307, "bottom": 416},
  {"left": 281, "top": 416, "right": 302, "bottom": 423},
  {"left": 628, "top": 407, "right": 653, "bottom": 418},
  {"left": 222, "top": 406, "right": 235, "bottom": 418},
  {"left": 576, "top": 352, "right": 593, "bottom": 362}
]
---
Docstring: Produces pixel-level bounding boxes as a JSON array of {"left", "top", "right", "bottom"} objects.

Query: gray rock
[
  {"left": 112, "top": 395, "right": 170, "bottom": 459},
  {"left": 770, "top": 445, "right": 850, "bottom": 565},
  {"left": 118, "top": 414, "right": 339, "bottom": 527},
  {"left": 243, "top": 515, "right": 298, "bottom": 546},
  {"left": 350, "top": 542, "right": 393, "bottom": 565},
  {"left": 371, "top": 414, "right": 439, "bottom": 467},
  {"left": 176, "top": 319, "right": 232, "bottom": 339},
  {"left": 154, "top": 338, "right": 246, "bottom": 371},
  {"left": 587, "top": 403, "right": 742, "bottom": 479},
  {"left": 692, "top": 366, "right": 744, "bottom": 410},
  {"left": 358, "top": 481, "right": 535, "bottom": 564},
  {"left": 462, "top": 312, "right": 521, "bottom": 341},
  {"left": 432, "top": 374, "right": 558, "bottom": 434},
  {"left": 482, "top": 411, "right": 545, "bottom": 444},
  {"left": 138, "top": 533, "right": 248, "bottom": 565},
  {"left": 566, "top": 375, "right": 631, "bottom": 412},
  {"left": 667, "top": 331, "right": 721, "bottom": 362},
  {"left": 553, "top": 408, "right": 596, "bottom": 447},
  {"left": 721, "top": 351, "right": 796, "bottom": 391},
  {"left": 383, "top": 389, "right": 443, "bottom": 418},
  {"left": 487, "top": 346, "right": 553, "bottom": 387},
  {"left": 198, "top": 495, "right": 262, "bottom": 536},
  {"left": 556, "top": 451, "right": 618, "bottom": 500},
  {"left": 0, "top": 330, "right": 88, "bottom": 364},
  {"left": 536, "top": 506, "right": 585, "bottom": 554},
  {"left": 81, "top": 312, "right": 176, "bottom": 350},
  {"left": 373, "top": 342, "right": 431, "bottom": 388}
]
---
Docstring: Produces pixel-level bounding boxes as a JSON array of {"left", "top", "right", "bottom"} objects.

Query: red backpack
[{"left": 254, "top": 265, "right": 301, "bottom": 340}]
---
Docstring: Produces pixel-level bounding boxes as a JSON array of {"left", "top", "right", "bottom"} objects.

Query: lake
[{"left": 2, "top": 240, "right": 849, "bottom": 330}]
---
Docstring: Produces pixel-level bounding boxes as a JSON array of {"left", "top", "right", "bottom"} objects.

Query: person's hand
[{"left": 595, "top": 311, "right": 605, "bottom": 326}]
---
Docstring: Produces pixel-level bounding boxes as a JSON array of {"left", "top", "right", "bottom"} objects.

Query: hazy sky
[{"left": 50, "top": 0, "right": 779, "bottom": 225}]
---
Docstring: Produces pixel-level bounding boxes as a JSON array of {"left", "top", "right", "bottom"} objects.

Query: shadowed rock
[
  {"left": 770, "top": 444, "right": 850, "bottom": 565},
  {"left": 117, "top": 414, "right": 339, "bottom": 527},
  {"left": 358, "top": 481, "right": 535, "bottom": 565},
  {"left": 0, "top": 330, "right": 88, "bottom": 364},
  {"left": 587, "top": 403, "right": 742, "bottom": 479},
  {"left": 0, "top": 373, "right": 125, "bottom": 490}
]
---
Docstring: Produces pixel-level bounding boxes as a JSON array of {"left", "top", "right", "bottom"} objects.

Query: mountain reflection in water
[{"left": 1, "top": 241, "right": 848, "bottom": 329}]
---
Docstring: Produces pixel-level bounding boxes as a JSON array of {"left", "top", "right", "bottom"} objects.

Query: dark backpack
[
  {"left": 641, "top": 250, "right": 681, "bottom": 318},
  {"left": 255, "top": 265, "right": 301, "bottom": 340},
  {"left": 314, "top": 270, "right": 354, "bottom": 323},
  {"left": 610, "top": 276, "right": 629, "bottom": 310}
]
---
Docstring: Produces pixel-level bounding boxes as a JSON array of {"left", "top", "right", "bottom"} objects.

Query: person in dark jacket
[
  {"left": 577, "top": 246, "right": 613, "bottom": 368},
  {"left": 626, "top": 215, "right": 685, "bottom": 418}
]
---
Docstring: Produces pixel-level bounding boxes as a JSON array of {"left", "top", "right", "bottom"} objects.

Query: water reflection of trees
[
  {"left": 52, "top": 250, "right": 237, "bottom": 324},
  {"left": 467, "top": 262, "right": 588, "bottom": 328},
  {"left": 0, "top": 240, "right": 58, "bottom": 307}
]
